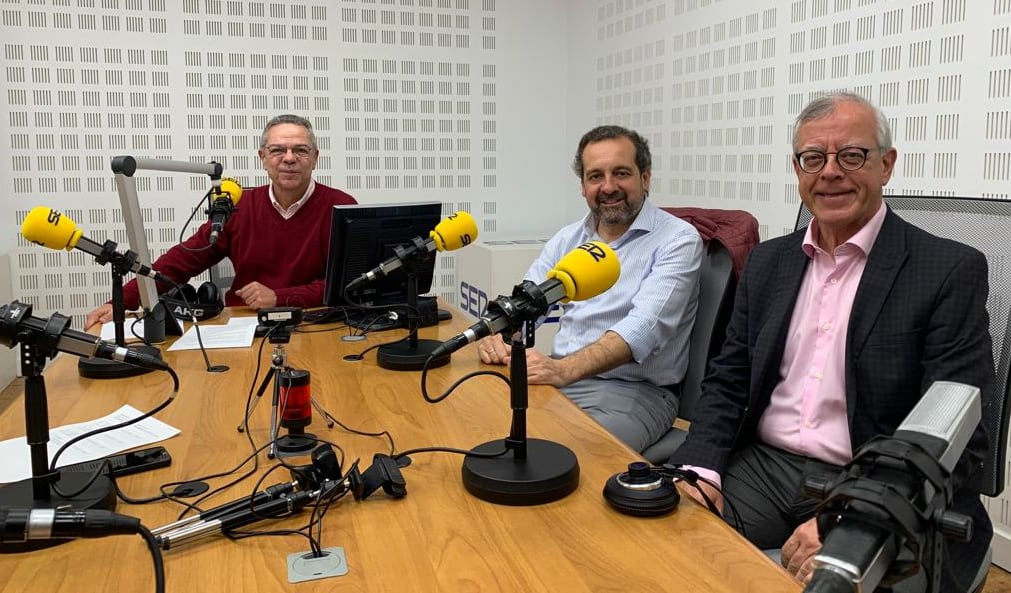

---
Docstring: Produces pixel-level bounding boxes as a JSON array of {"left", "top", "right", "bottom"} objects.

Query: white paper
[
  {"left": 0, "top": 404, "right": 180, "bottom": 483},
  {"left": 99, "top": 317, "right": 156, "bottom": 342},
  {"left": 166, "top": 322, "right": 256, "bottom": 351}
]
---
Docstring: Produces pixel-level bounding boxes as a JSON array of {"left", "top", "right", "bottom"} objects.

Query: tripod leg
[
  {"left": 267, "top": 369, "right": 282, "bottom": 459},
  {"left": 238, "top": 366, "right": 275, "bottom": 432},
  {"left": 309, "top": 396, "right": 336, "bottom": 429}
]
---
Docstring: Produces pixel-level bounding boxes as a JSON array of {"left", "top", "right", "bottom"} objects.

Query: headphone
[
  {"left": 160, "top": 281, "right": 224, "bottom": 321},
  {"left": 602, "top": 461, "right": 680, "bottom": 517}
]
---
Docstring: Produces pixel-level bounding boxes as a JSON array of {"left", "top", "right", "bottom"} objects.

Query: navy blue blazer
[{"left": 671, "top": 208, "right": 995, "bottom": 590}]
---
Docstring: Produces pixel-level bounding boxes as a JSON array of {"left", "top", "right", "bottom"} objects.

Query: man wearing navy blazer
[{"left": 670, "top": 92, "right": 995, "bottom": 592}]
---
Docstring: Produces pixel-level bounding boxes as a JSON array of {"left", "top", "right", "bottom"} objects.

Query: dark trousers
[{"left": 720, "top": 442, "right": 989, "bottom": 593}]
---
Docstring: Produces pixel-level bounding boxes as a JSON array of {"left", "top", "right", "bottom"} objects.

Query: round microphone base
[
  {"left": 376, "top": 339, "right": 450, "bottom": 372},
  {"left": 78, "top": 344, "right": 162, "bottom": 380},
  {"left": 461, "top": 438, "right": 580, "bottom": 506},
  {"left": 0, "top": 470, "right": 116, "bottom": 554},
  {"left": 275, "top": 433, "right": 318, "bottom": 458}
]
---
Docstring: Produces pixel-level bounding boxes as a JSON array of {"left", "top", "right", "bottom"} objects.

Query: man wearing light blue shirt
[{"left": 478, "top": 125, "right": 704, "bottom": 451}]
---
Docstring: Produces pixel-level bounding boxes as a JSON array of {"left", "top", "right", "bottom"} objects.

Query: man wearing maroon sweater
[{"left": 84, "top": 114, "right": 357, "bottom": 329}]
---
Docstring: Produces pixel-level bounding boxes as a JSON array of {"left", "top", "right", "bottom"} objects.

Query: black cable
[
  {"left": 393, "top": 445, "right": 510, "bottom": 460},
  {"left": 177, "top": 189, "right": 217, "bottom": 253},
  {"left": 420, "top": 352, "right": 511, "bottom": 403},
  {"left": 137, "top": 523, "right": 166, "bottom": 593}
]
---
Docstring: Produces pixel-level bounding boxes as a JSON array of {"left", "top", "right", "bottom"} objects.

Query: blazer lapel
[
  {"left": 846, "top": 209, "right": 909, "bottom": 419},
  {"left": 753, "top": 235, "right": 810, "bottom": 400}
]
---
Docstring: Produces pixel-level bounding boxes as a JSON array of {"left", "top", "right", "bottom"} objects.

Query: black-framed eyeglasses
[
  {"left": 794, "top": 147, "right": 874, "bottom": 174},
  {"left": 263, "top": 144, "right": 316, "bottom": 160}
]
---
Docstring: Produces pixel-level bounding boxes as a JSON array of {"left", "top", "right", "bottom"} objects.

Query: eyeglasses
[
  {"left": 262, "top": 144, "right": 316, "bottom": 160},
  {"left": 794, "top": 147, "right": 874, "bottom": 174}
]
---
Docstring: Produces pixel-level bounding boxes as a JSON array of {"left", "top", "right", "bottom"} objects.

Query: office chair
[
  {"left": 640, "top": 238, "right": 738, "bottom": 464},
  {"left": 794, "top": 195, "right": 1011, "bottom": 592}
]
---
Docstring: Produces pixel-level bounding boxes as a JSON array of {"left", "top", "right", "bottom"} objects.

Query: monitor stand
[{"left": 376, "top": 270, "right": 450, "bottom": 371}]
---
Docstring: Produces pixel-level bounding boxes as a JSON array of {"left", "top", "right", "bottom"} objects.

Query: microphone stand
[
  {"left": 376, "top": 260, "right": 450, "bottom": 371},
  {"left": 460, "top": 320, "right": 579, "bottom": 505},
  {"left": 0, "top": 325, "right": 117, "bottom": 553},
  {"left": 78, "top": 240, "right": 167, "bottom": 380}
]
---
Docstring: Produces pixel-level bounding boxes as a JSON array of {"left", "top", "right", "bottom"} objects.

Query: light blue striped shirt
[{"left": 525, "top": 200, "right": 703, "bottom": 386}]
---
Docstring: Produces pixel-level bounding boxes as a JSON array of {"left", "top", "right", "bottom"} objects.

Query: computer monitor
[{"left": 323, "top": 201, "right": 443, "bottom": 310}]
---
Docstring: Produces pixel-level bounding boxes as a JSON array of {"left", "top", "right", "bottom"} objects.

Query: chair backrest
[
  {"left": 679, "top": 239, "right": 736, "bottom": 421},
  {"left": 796, "top": 195, "right": 1011, "bottom": 497}
]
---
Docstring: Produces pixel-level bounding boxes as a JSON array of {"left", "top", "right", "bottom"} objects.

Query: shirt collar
[
  {"left": 269, "top": 180, "right": 316, "bottom": 218},
  {"left": 803, "top": 201, "right": 887, "bottom": 258}
]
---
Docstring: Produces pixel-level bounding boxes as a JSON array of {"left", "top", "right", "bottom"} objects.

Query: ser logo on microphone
[
  {"left": 446, "top": 213, "right": 473, "bottom": 246},
  {"left": 46, "top": 209, "right": 61, "bottom": 225},
  {"left": 577, "top": 242, "right": 608, "bottom": 262}
]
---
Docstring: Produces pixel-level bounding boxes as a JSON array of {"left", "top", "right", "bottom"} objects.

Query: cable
[
  {"left": 420, "top": 353, "right": 511, "bottom": 404},
  {"left": 137, "top": 523, "right": 166, "bottom": 593}
]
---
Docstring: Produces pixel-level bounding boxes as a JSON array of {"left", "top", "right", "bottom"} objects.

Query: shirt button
[
  {"left": 822, "top": 323, "right": 831, "bottom": 332},
  {"left": 805, "top": 420, "right": 816, "bottom": 428},
  {"left": 830, "top": 278, "right": 839, "bottom": 285},
  {"left": 812, "top": 370, "right": 823, "bottom": 379}
]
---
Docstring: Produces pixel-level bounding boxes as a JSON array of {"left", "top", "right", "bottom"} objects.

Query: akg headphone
[
  {"left": 160, "top": 281, "right": 224, "bottom": 321},
  {"left": 602, "top": 461, "right": 680, "bottom": 517}
]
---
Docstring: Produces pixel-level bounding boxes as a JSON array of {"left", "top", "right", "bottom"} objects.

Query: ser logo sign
[{"left": 459, "top": 282, "right": 560, "bottom": 323}]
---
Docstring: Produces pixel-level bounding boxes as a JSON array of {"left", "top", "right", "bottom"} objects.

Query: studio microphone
[
  {"left": 804, "top": 381, "right": 981, "bottom": 593},
  {"left": 430, "top": 241, "right": 620, "bottom": 358},
  {"left": 1, "top": 507, "right": 141, "bottom": 543},
  {"left": 21, "top": 206, "right": 170, "bottom": 283},
  {"left": 345, "top": 211, "right": 478, "bottom": 290},
  {"left": 0, "top": 300, "right": 169, "bottom": 371},
  {"left": 206, "top": 178, "right": 243, "bottom": 245}
]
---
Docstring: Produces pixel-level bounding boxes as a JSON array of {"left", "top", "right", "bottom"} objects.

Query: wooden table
[{"left": 0, "top": 308, "right": 800, "bottom": 592}]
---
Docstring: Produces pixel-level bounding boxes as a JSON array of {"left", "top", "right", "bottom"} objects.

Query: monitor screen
[{"left": 324, "top": 201, "right": 443, "bottom": 309}]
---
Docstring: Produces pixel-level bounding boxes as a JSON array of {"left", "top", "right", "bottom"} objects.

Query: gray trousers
[{"left": 560, "top": 377, "right": 678, "bottom": 452}]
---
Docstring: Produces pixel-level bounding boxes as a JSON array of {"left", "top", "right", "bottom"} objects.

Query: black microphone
[
  {"left": 1, "top": 507, "right": 140, "bottom": 543},
  {"left": 206, "top": 178, "right": 242, "bottom": 245},
  {"left": 430, "top": 241, "right": 620, "bottom": 359},
  {"left": 0, "top": 300, "right": 169, "bottom": 371},
  {"left": 804, "top": 381, "right": 982, "bottom": 593},
  {"left": 21, "top": 206, "right": 171, "bottom": 284}
]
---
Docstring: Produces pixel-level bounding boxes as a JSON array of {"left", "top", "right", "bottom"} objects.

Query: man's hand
[
  {"left": 681, "top": 480, "right": 724, "bottom": 514},
  {"left": 477, "top": 334, "right": 509, "bottom": 365},
  {"left": 782, "top": 518, "right": 821, "bottom": 585},
  {"left": 84, "top": 303, "right": 113, "bottom": 331},
  {"left": 525, "top": 349, "right": 573, "bottom": 386},
  {"left": 234, "top": 282, "right": 277, "bottom": 310}
]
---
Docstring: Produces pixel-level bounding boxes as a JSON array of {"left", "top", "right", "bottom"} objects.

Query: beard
[{"left": 591, "top": 191, "right": 642, "bottom": 227}]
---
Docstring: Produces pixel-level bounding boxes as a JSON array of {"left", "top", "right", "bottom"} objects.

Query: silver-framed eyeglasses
[
  {"left": 794, "top": 147, "right": 875, "bottom": 174},
  {"left": 263, "top": 144, "right": 316, "bottom": 160}
]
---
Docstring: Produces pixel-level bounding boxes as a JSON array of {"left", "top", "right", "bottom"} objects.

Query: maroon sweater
[{"left": 121, "top": 183, "right": 357, "bottom": 309}]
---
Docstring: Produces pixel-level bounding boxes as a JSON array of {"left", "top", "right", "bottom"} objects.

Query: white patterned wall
[{"left": 0, "top": 0, "right": 574, "bottom": 328}]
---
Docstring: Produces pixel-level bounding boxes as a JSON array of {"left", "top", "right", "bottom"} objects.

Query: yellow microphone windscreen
[
  {"left": 21, "top": 206, "right": 82, "bottom": 251},
  {"left": 430, "top": 211, "right": 477, "bottom": 252},
  {"left": 546, "top": 241, "right": 620, "bottom": 302}
]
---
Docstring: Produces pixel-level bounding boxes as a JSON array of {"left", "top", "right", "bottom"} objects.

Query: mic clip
[{"left": 347, "top": 454, "right": 407, "bottom": 501}]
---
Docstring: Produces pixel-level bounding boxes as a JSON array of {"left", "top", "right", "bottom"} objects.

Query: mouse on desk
[{"left": 437, "top": 309, "right": 452, "bottom": 322}]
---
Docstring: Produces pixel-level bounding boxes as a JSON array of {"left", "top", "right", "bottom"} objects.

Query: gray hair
[
  {"left": 260, "top": 114, "right": 318, "bottom": 149},
  {"left": 792, "top": 92, "right": 892, "bottom": 151}
]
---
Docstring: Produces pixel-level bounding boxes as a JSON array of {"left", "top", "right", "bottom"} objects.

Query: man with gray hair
[
  {"left": 669, "top": 92, "right": 995, "bottom": 592},
  {"left": 86, "top": 114, "right": 356, "bottom": 328}
]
